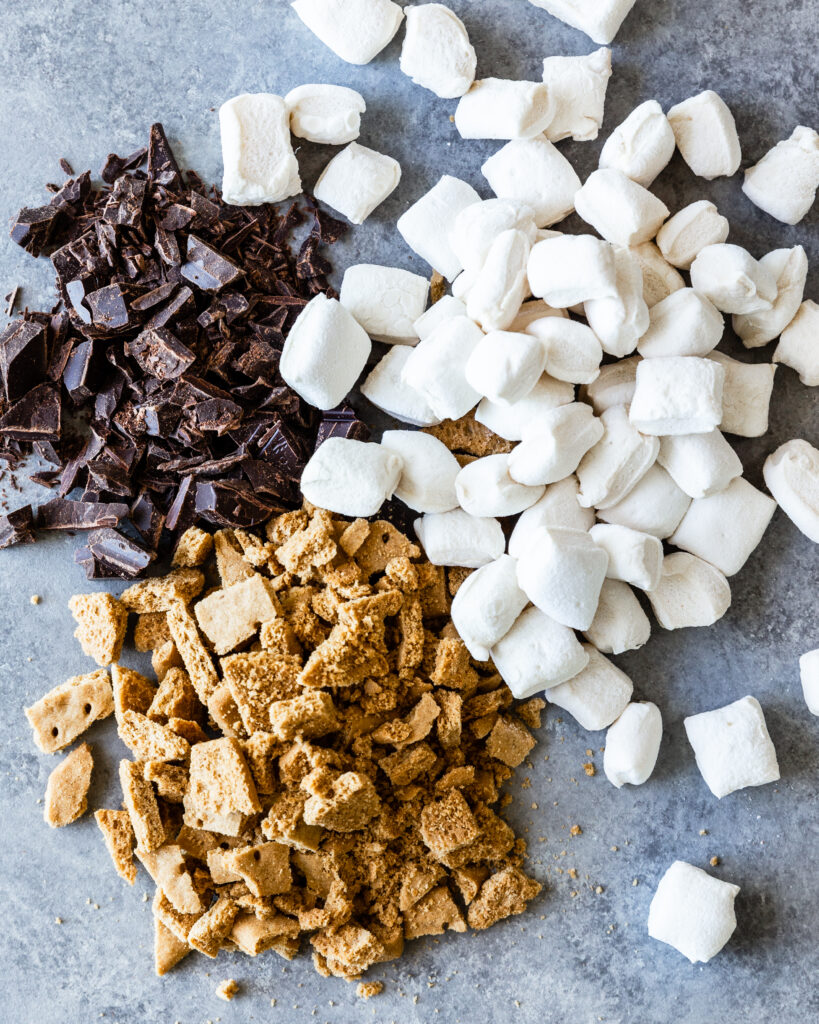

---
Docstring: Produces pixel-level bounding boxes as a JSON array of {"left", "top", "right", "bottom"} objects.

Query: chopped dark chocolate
[
  {"left": 125, "top": 327, "right": 195, "bottom": 380},
  {"left": 195, "top": 479, "right": 282, "bottom": 528},
  {"left": 10, "top": 204, "right": 62, "bottom": 256},
  {"left": 84, "top": 526, "right": 156, "bottom": 577},
  {"left": 86, "top": 284, "right": 131, "bottom": 331},
  {"left": 0, "top": 320, "right": 48, "bottom": 403},
  {"left": 0, "top": 504, "right": 35, "bottom": 548},
  {"left": 181, "top": 235, "right": 242, "bottom": 292},
  {"left": 37, "top": 498, "right": 129, "bottom": 531},
  {"left": 0, "top": 383, "right": 61, "bottom": 440},
  {"left": 315, "top": 406, "right": 370, "bottom": 449}
]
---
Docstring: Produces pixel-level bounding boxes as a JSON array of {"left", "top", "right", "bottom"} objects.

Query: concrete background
[{"left": 0, "top": 1, "right": 817, "bottom": 1022}]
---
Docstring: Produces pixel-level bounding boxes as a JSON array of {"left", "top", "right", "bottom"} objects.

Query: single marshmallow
[
  {"left": 456, "top": 454, "right": 545, "bottom": 518},
  {"left": 604, "top": 702, "right": 663, "bottom": 787},
  {"left": 449, "top": 199, "right": 538, "bottom": 277},
  {"left": 285, "top": 84, "right": 366, "bottom": 145},
  {"left": 742, "top": 126, "right": 819, "bottom": 225},
  {"left": 491, "top": 606, "right": 589, "bottom": 698},
  {"left": 541, "top": 47, "right": 612, "bottom": 143},
  {"left": 579, "top": 356, "right": 640, "bottom": 414},
  {"left": 708, "top": 351, "right": 777, "bottom": 438},
  {"left": 684, "top": 695, "right": 780, "bottom": 798},
  {"left": 629, "top": 356, "right": 724, "bottom": 437},
  {"left": 528, "top": 235, "right": 617, "bottom": 308},
  {"left": 360, "top": 347, "right": 439, "bottom": 426},
  {"left": 598, "top": 100, "right": 676, "bottom": 187},
  {"left": 414, "top": 295, "right": 468, "bottom": 343},
  {"left": 450, "top": 268, "right": 477, "bottom": 302},
  {"left": 455, "top": 79, "right": 554, "bottom": 140},
  {"left": 313, "top": 142, "right": 401, "bottom": 224},
  {"left": 547, "top": 644, "right": 633, "bottom": 730},
  {"left": 466, "top": 229, "right": 532, "bottom": 331},
  {"left": 576, "top": 404, "right": 659, "bottom": 509},
  {"left": 763, "top": 439, "right": 819, "bottom": 543},
  {"left": 380, "top": 430, "right": 460, "bottom": 514},
  {"left": 584, "top": 245, "right": 650, "bottom": 358},
  {"left": 526, "top": 318, "right": 602, "bottom": 385},
  {"left": 399, "top": 3, "right": 476, "bottom": 98},
  {"left": 301, "top": 438, "right": 402, "bottom": 517},
  {"left": 509, "top": 476, "right": 594, "bottom": 557},
  {"left": 414, "top": 509, "right": 505, "bottom": 568},
  {"left": 465, "top": 329, "right": 547, "bottom": 404},
  {"left": 475, "top": 374, "right": 575, "bottom": 441},
  {"left": 656, "top": 200, "right": 730, "bottom": 270},
  {"left": 689, "top": 243, "right": 777, "bottom": 316},
  {"left": 526, "top": 0, "right": 638, "bottom": 45},
  {"left": 291, "top": 0, "right": 404, "bottom": 64},
  {"left": 667, "top": 90, "right": 742, "bottom": 180},
  {"left": 597, "top": 464, "right": 691, "bottom": 539},
  {"left": 657, "top": 431, "right": 743, "bottom": 500},
  {"left": 517, "top": 527, "right": 608, "bottom": 630},
  {"left": 482, "top": 137, "right": 582, "bottom": 228},
  {"left": 397, "top": 175, "right": 481, "bottom": 281},
  {"left": 774, "top": 300, "right": 819, "bottom": 386},
  {"left": 219, "top": 94, "right": 301, "bottom": 206},
  {"left": 339, "top": 264, "right": 429, "bottom": 345},
  {"left": 631, "top": 241, "right": 686, "bottom": 308},
  {"left": 451, "top": 554, "right": 529, "bottom": 660},
  {"left": 280, "top": 293, "right": 371, "bottom": 409},
  {"left": 648, "top": 861, "right": 740, "bottom": 964},
  {"left": 584, "top": 578, "right": 651, "bottom": 655},
  {"left": 733, "top": 245, "right": 808, "bottom": 349},
  {"left": 637, "top": 289, "right": 724, "bottom": 359},
  {"left": 401, "top": 316, "right": 483, "bottom": 421},
  {"left": 574, "top": 168, "right": 669, "bottom": 248},
  {"left": 799, "top": 649, "right": 819, "bottom": 715},
  {"left": 509, "top": 299, "right": 569, "bottom": 333},
  {"left": 509, "top": 404, "right": 603, "bottom": 486},
  {"left": 589, "top": 523, "right": 663, "bottom": 591},
  {"left": 647, "top": 552, "right": 731, "bottom": 629}
]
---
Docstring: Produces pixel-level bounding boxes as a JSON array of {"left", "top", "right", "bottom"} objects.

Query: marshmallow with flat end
[
  {"left": 220, "top": 93, "right": 301, "bottom": 206},
  {"left": 451, "top": 554, "right": 529, "bottom": 660},
  {"left": 528, "top": 235, "right": 617, "bottom": 308},
  {"left": 399, "top": 3, "right": 476, "bottom": 98},
  {"left": 301, "top": 438, "right": 401, "bottom": 517},
  {"left": 517, "top": 527, "right": 608, "bottom": 630},
  {"left": 541, "top": 47, "right": 611, "bottom": 143},
  {"left": 742, "top": 126, "right": 819, "bottom": 225},
  {"left": 509, "top": 404, "right": 603, "bottom": 486},
  {"left": 291, "top": 0, "right": 403, "bottom": 64},
  {"left": 340, "top": 264, "right": 429, "bottom": 345},
  {"left": 597, "top": 464, "right": 691, "bottom": 539},
  {"left": 656, "top": 200, "right": 730, "bottom": 270},
  {"left": 456, "top": 454, "right": 545, "bottom": 518},
  {"left": 774, "top": 300, "right": 819, "bottom": 386},
  {"left": 575, "top": 169, "right": 669, "bottom": 248},
  {"left": 510, "top": 299, "right": 568, "bottom": 332},
  {"left": 414, "top": 295, "right": 468, "bottom": 343},
  {"left": 576, "top": 404, "right": 659, "bottom": 509},
  {"left": 733, "top": 245, "right": 808, "bottom": 349},
  {"left": 584, "top": 245, "right": 650, "bottom": 358},
  {"left": 285, "top": 84, "right": 365, "bottom": 144},
  {"left": 547, "top": 644, "right": 633, "bottom": 730},
  {"left": 526, "top": 318, "right": 602, "bottom": 385},
  {"left": 631, "top": 242, "right": 686, "bottom": 308},
  {"left": 598, "top": 100, "right": 676, "bottom": 187},
  {"left": 590, "top": 524, "right": 663, "bottom": 591},
  {"left": 648, "top": 861, "right": 740, "bottom": 964},
  {"left": 684, "top": 695, "right": 780, "bottom": 798},
  {"left": 491, "top": 606, "right": 589, "bottom": 698},
  {"left": 482, "top": 137, "right": 582, "bottom": 228},
  {"left": 401, "top": 316, "right": 483, "bottom": 421},
  {"left": 465, "top": 329, "right": 546, "bottom": 405},
  {"left": 476, "top": 374, "right": 574, "bottom": 441},
  {"left": 584, "top": 578, "right": 651, "bottom": 654},
  {"left": 647, "top": 552, "right": 731, "bottom": 629},
  {"left": 629, "top": 356, "right": 724, "bottom": 436},
  {"left": 414, "top": 509, "right": 505, "bottom": 568},
  {"left": 526, "top": 0, "right": 638, "bottom": 44},
  {"left": 280, "top": 293, "right": 371, "bottom": 409},
  {"left": 313, "top": 142, "right": 401, "bottom": 225},
  {"left": 657, "top": 430, "right": 743, "bottom": 499},
  {"left": 690, "top": 243, "right": 777, "bottom": 316},
  {"left": 449, "top": 199, "right": 538, "bottom": 277},
  {"left": 637, "top": 289, "right": 724, "bottom": 359},
  {"left": 450, "top": 268, "right": 477, "bottom": 302},
  {"left": 708, "top": 351, "right": 776, "bottom": 438},
  {"left": 455, "top": 79, "right": 554, "bottom": 140},
  {"left": 667, "top": 90, "right": 742, "bottom": 180},
  {"left": 763, "top": 439, "right": 819, "bottom": 543},
  {"left": 397, "top": 175, "right": 481, "bottom": 281},
  {"left": 799, "top": 649, "right": 819, "bottom": 716},
  {"left": 467, "top": 229, "right": 532, "bottom": 332},
  {"left": 580, "top": 356, "right": 640, "bottom": 414},
  {"left": 380, "top": 430, "right": 460, "bottom": 514},
  {"left": 604, "top": 702, "right": 663, "bottom": 787},
  {"left": 360, "top": 347, "right": 439, "bottom": 426},
  {"left": 509, "top": 476, "right": 594, "bottom": 557}
]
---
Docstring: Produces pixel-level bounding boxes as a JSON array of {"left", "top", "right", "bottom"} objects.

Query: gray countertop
[{"left": 1, "top": 2, "right": 817, "bottom": 1022}]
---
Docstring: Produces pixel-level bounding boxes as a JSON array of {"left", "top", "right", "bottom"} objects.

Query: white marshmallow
[
  {"left": 313, "top": 142, "right": 401, "bottom": 224},
  {"left": 451, "top": 554, "right": 529, "bottom": 660},
  {"left": 491, "top": 606, "right": 589, "bottom": 698},
  {"left": 647, "top": 552, "right": 730, "bottom": 629},
  {"left": 475, "top": 374, "right": 575, "bottom": 441},
  {"left": 360, "top": 347, "right": 439, "bottom": 427},
  {"left": 466, "top": 229, "right": 532, "bottom": 331},
  {"left": 629, "top": 356, "right": 724, "bottom": 436},
  {"left": 707, "top": 351, "right": 776, "bottom": 438},
  {"left": 280, "top": 293, "right": 371, "bottom": 409},
  {"left": 526, "top": 0, "right": 638, "bottom": 44},
  {"left": 397, "top": 175, "right": 481, "bottom": 281},
  {"left": 547, "top": 644, "right": 633, "bottom": 730},
  {"left": 604, "top": 702, "right": 663, "bottom": 787},
  {"left": 598, "top": 100, "right": 676, "bottom": 187},
  {"left": 399, "top": 3, "right": 477, "bottom": 99},
  {"left": 413, "top": 295, "right": 468, "bottom": 343},
  {"left": 742, "top": 126, "right": 819, "bottom": 225},
  {"left": 339, "top": 264, "right": 429, "bottom": 345},
  {"left": 589, "top": 523, "right": 663, "bottom": 591},
  {"left": 690, "top": 242, "right": 777, "bottom": 316},
  {"left": 455, "top": 79, "right": 554, "bottom": 141},
  {"left": 597, "top": 464, "right": 691, "bottom": 539},
  {"left": 401, "top": 316, "right": 483, "bottom": 421},
  {"left": 301, "top": 438, "right": 401, "bottom": 517},
  {"left": 799, "top": 649, "right": 819, "bottom": 716},
  {"left": 482, "top": 136, "right": 582, "bottom": 228},
  {"left": 667, "top": 90, "right": 742, "bottom": 180},
  {"left": 574, "top": 168, "right": 669, "bottom": 247},
  {"left": 449, "top": 199, "right": 538, "bottom": 277},
  {"left": 584, "top": 245, "right": 650, "bottom": 358},
  {"left": 773, "top": 300, "right": 819, "bottom": 386},
  {"left": 579, "top": 356, "right": 640, "bottom": 414},
  {"left": 576, "top": 404, "right": 659, "bottom": 509},
  {"left": 733, "top": 245, "right": 808, "bottom": 349},
  {"left": 414, "top": 509, "right": 505, "bottom": 568},
  {"left": 456, "top": 454, "right": 545, "bottom": 518},
  {"left": 450, "top": 268, "right": 477, "bottom": 302},
  {"left": 657, "top": 430, "right": 743, "bottom": 499},
  {"left": 291, "top": 0, "right": 403, "bottom": 64},
  {"left": 637, "top": 289, "right": 724, "bottom": 359},
  {"left": 509, "top": 476, "right": 594, "bottom": 557},
  {"left": 631, "top": 241, "right": 686, "bottom": 308},
  {"left": 509, "top": 404, "right": 603, "bottom": 486},
  {"left": 541, "top": 47, "right": 611, "bottom": 143},
  {"left": 219, "top": 93, "right": 301, "bottom": 206},
  {"left": 763, "top": 439, "right": 819, "bottom": 544},
  {"left": 517, "top": 527, "right": 608, "bottom": 630},
  {"left": 465, "top": 329, "right": 547, "bottom": 405},
  {"left": 526, "top": 317, "right": 602, "bottom": 385},
  {"left": 380, "top": 430, "right": 460, "bottom": 514},
  {"left": 648, "top": 861, "right": 740, "bottom": 964},
  {"left": 509, "top": 299, "right": 569, "bottom": 333},
  {"left": 285, "top": 84, "right": 365, "bottom": 145},
  {"left": 528, "top": 235, "right": 617, "bottom": 308},
  {"left": 684, "top": 695, "right": 780, "bottom": 798},
  {"left": 584, "top": 578, "right": 651, "bottom": 655},
  {"left": 656, "top": 200, "right": 730, "bottom": 270}
]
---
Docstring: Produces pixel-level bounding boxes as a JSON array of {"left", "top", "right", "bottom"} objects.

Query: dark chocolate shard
[
  {"left": 130, "top": 489, "right": 166, "bottom": 549},
  {"left": 125, "top": 327, "right": 195, "bottom": 381},
  {"left": 159, "top": 204, "right": 195, "bottom": 231},
  {"left": 0, "top": 383, "right": 61, "bottom": 440},
  {"left": 85, "top": 527, "right": 156, "bottom": 578},
  {"left": 103, "top": 175, "right": 147, "bottom": 228},
  {"left": 165, "top": 474, "right": 197, "bottom": 533},
  {"left": 63, "top": 340, "right": 98, "bottom": 402},
  {"left": 144, "top": 286, "right": 193, "bottom": 330},
  {"left": 195, "top": 478, "right": 280, "bottom": 528},
  {"left": 0, "top": 320, "right": 48, "bottom": 403},
  {"left": 10, "top": 204, "right": 62, "bottom": 256},
  {"left": 86, "top": 460, "right": 133, "bottom": 498},
  {"left": 49, "top": 171, "right": 92, "bottom": 212},
  {"left": 37, "top": 498, "right": 128, "bottom": 531},
  {"left": 147, "top": 123, "right": 182, "bottom": 188},
  {"left": 153, "top": 225, "right": 180, "bottom": 266},
  {"left": 130, "top": 281, "right": 177, "bottom": 312},
  {"left": 314, "top": 406, "right": 370, "bottom": 449},
  {"left": 101, "top": 146, "right": 148, "bottom": 184},
  {"left": 181, "top": 235, "right": 242, "bottom": 292},
  {"left": 66, "top": 279, "right": 93, "bottom": 324},
  {"left": 86, "top": 283, "right": 130, "bottom": 331},
  {"left": 0, "top": 504, "right": 35, "bottom": 548}
]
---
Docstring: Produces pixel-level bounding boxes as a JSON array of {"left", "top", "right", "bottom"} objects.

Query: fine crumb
[
  {"left": 583, "top": 762, "right": 595, "bottom": 777},
  {"left": 216, "top": 979, "right": 239, "bottom": 1001},
  {"left": 710, "top": 856, "right": 720, "bottom": 867},
  {"left": 570, "top": 825, "right": 582, "bottom": 837},
  {"left": 356, "top": 981, "right": 384, "bottom": 999},
  {"left": 30, "top": 594, "right": 41, "bottom": 605}
]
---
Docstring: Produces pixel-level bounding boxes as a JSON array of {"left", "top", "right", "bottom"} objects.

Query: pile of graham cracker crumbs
[{"left": 24, "top": 502, "right": 542, "bottom": 982}]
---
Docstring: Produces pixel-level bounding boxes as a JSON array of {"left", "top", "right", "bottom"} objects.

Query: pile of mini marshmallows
[{"left": 217, "top": 0, "right": 819, "bottom": 967}]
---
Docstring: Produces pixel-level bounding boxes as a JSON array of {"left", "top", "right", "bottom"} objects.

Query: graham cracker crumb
[
  {"left": 216, "top": 978, "right": 239, "bottom": 1001},
  {"left": 30, "top": 594, "right": 41, "bottom": 605},
  {"left": 356, "top": 980, "right": 384, "bottom": 999},
  {"left": 583, "top": 762, "right": 596, "bottom": 777},
  {"left": 173, "top": 526, "right": 214, "bottom": 568}
]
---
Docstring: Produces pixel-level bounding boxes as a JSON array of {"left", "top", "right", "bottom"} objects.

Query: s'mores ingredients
[
  {"left": 44, "top": 742, "right": 94, "bottom": 827},
  {"left": 773, "top": 301, "right": 819, "bottom": 386},
  {"left": 399, "top": 3, "right": 477, "bottom": 98},
  {"left": 574, "top": 168, "right": 669, "bottom": 247},
  {"left": 799, "top": 650, "right": 819, "bottom": 715},
  {"left": 540, "top": 47, "right": 612, "bottom": 143},
  {"left": 707, "top": 351, "right": 777, "bottom": 438},
  {"left": 313, "top": 142, "right": 401, "bottom": 224},
  {"left": 450, "top": 554, "right": 529, "bottom": 660},
  {"left": 300, "top": 438, "right": 403, "bottom": 516},
  {"left": 763, "top": 439, "right": 819, "bottom": 543},
  {"left": 397, "top": 175, "right": 481, "bottom": 281},
  {"left": 526, "top": 0, "right": 639, "bottom": 45},
  {"left": 465, "top": 330, "right": 547, "bottom": 405},
  {"left": 414, "top": 508, "right": 505, "bottom": 568},
  {"left": 401, "top": 316, "right": 484, "bottom": 421},
  {"left": 455, "top": 454, "right": 545, "bottom": 518},
  {"left": 68, "top": 593, "right": 128, "bottom": 667},
  {"left": 595, "top": 465, "right": 691, "bottom": 539},
  {"left": 475, "top": 374, "right": 575, "bottom": 442},
  {"left": 733, "top": 245, "right": 808, "bottom": 349},
  {"left": 481, "top": 136, "right": 582, "bottom": 228},
  {"left": 584, "top": 579, "right": 651, "bottom": 655},
  {"left": 361, "top": 347, "right": 440, "bottom": 426},
  {"left": 655, "top": 201, "right": 730, "bottom": 270},
  {"left": 25, "top": 670, "right": 114, "bottom": 754},
  {"left": 339, "top": 264, "right": 430, "bottom": 346},
  {"left": 220, "top": 93, "right": 301, "bottom": 206},
  {"left": 527, "top": 234, "right": 617, "bottom": 308},
  {"left": 628, "top": 356, "right": 725, "bottom": 436},
  {"left": 516, "top": 527, "right": 608, "bottom": 631},
  {"left": 603, "top": 702, "right": 663, "bottom": 787},
  {"left": 286, "top": 84, "right": 366, "bottom": 144},
  {"left": 648, "top": 861, "right": 739, "bottom": 963},
  {"left": 508, "top": 404, "right": 603, "bottom": 487},
  {"left": 667, "top": 91, "right": 742, "bottom": 180},
  {"left": 291, "top": 0, "right": 404, "bottom": 65},
  {"left": 491, "top": 606, "right": 589, "bottom": 699},
  {"left": 742, "top": 126, "right": 819, "bottom": 225},
  {"left": 546, "top": 645, "right": 633, "bottom": 731},
  {"left": 646, "top": 553, "right": 731, "bottom": 630},
  {"left": 690, "top": 243, "right": 777, "bottom": 315},
  {"left": 583, "top": 245, "right": 650, "bottom": 357},
  {"left": 454, "top": 78, "right": 554, "bottom": 141},
  {"left": 449, "top": 199, "right": 538, "bottom": 278},
  {"left": 598, "top": 100, "right": 676, "bottom": 187},
  {"left": 657, "top": 430, "right": 743, "bottom": 500},
  {"left": 589, "top": 524, "right": 663, "bottom": 591},
  {"left": 380, "top": 430, "right": 461, "bottom": 513},
  {"left": 576, "top": 404, "right": 659, "bottom": 510},
  {"left": 637, "top": 289, "right": 724, "bottom": 359},
  {"left": 526, "top": 317, "right": 603, "bottom": 385}
]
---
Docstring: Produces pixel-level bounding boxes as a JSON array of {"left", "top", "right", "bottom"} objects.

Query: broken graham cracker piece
[
  {"left": 269, "top": 691, "right": 338, "bottom": 741},
  {"left": 403, "top": 885, "right": 467, "bottom": 938},
  {"left": 420, "top": 789, "right": 481, "bottom": 861},
  {"left": 166, "top": 600, "right": 220, "bottom": 703},
  {"left": 138, "top": 844, "right": 203, "bottom": 915},
  {"left": 213, "top": 529, "right": 257, "bottom": 586},
  {"left": 339, "top": 518, "right": 370, "bottom": 557},
  {"left": 152, "top": 640, "right": 183, "bottom": 680},
  {"left": 68, "top": 593, "right": 128, "bottom": 667},
  {"left": 194, "top": 573, "right": 280, "bottom": 656},
  {"left": 144, "top": 762, "right": 188, "bottom": 803},
  {"left": 302, "top": 769, "right": 381, "bottom": 832},
  {"left": 380, "top": 742, "right": 437, "bottom": 787},
  {"left": 311, "top": 923, "right": 385, "bottom": 980},
  {"left": 25, "top": 669, "right": 113, "bottom": 754},
  {"left": 259, "top": 616, "right": 301, "bottom": 657},
  {"left": 356, "top": 980, "right": 384, "bottom": 999},
  {"left": 261, "top": 791, "right": 322, "bottom": 852},
  {"left": 44, "top": 742, "right": 93, "bottom": 827},
  {"left": 120, "top": 758, "right": 165, "bottom": 853},
  {"left": 224, "top": 841, "right": 292, "bottom": 896},
  {"left": 188, "top": 895, "right": 239, "bottom": 958},
  {"left": 275, "top": 507, "right": 338, "bottom": 577},
  {"left": 154, "top": 916, "right": 191, "bottom": 976},
  {"left": 120, "top": 568, "right": 205, "bottom": 613},
  {"left": 118, "top": 710, "right": 190, "bottom": 762},
  {"left": 147, "top": 667, "right": 202, "bottom": 722},
  {"left": 424, "top": 410, "right": 516, "bottom": 456},
  {"left": 354, "top": 521, "right": 420, "bottom": 577},
  {"left": 172, "top": 526, "right": 213, "bottom": 568},
  {"left": 466, "top": 866, "right": 542, "bottom": 930},
  {"left": 134, "top": 611, "right": 172, "bottom": 652},
  {"left": 221, "top": 651, "right": 301, "bottom": 733},
  {"left": 95, "top": 809, "right": 137, "bottom": 884},
  {"left": 153, "top": 887, "right": 207, "bottom": 943},
  {"left": 230, "top": 912, "right": 300, "bottom": 957},
  {"left": 186, "top": 738, "right": 261, "bottom": 824},
  {"left": 516, "top": 697, "right": 546, "bottom": 730},
  {"left": 485, "top": 715, "right": 536, "bottom": 768},
  {"left": 112, "top": 664, "right": 156, "bottom": 718}
]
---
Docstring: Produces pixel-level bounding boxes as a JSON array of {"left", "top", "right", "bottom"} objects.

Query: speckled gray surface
[{"left": 1, "top": 2, "right": 817, "bottom": 1022}]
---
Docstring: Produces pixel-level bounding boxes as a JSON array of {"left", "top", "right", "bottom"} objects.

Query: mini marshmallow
[
  {"left": 339, "top": 264, "right": 429, "bottom": 345},
  {"left": 742, "top": 126, "right": 819, "bottom": 225},
  {"left": 597, "top": 464, "right": 691, "bottom": 539},
  {"left": 285, "top": 84, "right": 365, "bottom": 145},
  {"left": 451, "top": 554, "right": 529, "bottom": 660},
  {"left": 637, "top": 289, "right": 724, "bottom": 359},
  {"left": 517, "top": 527, "right": 608, "bottom": 630},
  {"left": 708, "top": 351, "right": 776, "bottom": 438},
  {"left": 360, "top": 347, "right": 439, "bottom": 426},
  {"left": 648, "top": 861, "right": 740, "bottom": 964},
  {"left": 401, "top": 315, "right": 483, "bottom": 421},
  {"left": 576, "top": 404, "right": 659, "bottom": 509},
  {"left": 589, "top": 523, "right": 663, "bottom": 591},
  {"left": 380, "top": 430, "right": 460, "bottom": 514},
  {"left": 455, "top": 79, "right": 554, "bottom": 141},
  {"left": 526, "top": 0, "right": 638, "bottom": 45},
  {"left": 667, "top": 90, "right": 742, "bottom": 180},
  {"left": 399, "top": 3, "right": 477, "bottom": 99},
  {"left": 546, "top": 644, "right": 633, "bottom": 731},
  {"left": 689, "top": 243, "right": 777, "bottom": 316},
  {"left": 482, "top": 137, "right": 582, "bottom": 228},
  {"left": 414, "top": 509, "right": 505, "bottom": 568},
  {"left": 541, "top": 47, "right": 612, "bottom": 143},
  {"left": 574, "top": 168, "right": 669, "bottom": 248},
  {"left": 450, "top": 268, "right": 477, "bottom": 302},
  {"left": 491, "top": 606, "right": 589, "bottom": 698},
  {"left": 656, "top": 200, "right": 730, "bottom": 270},
  {"left": 526, "top": 317, "right": 602, "bottom": 385},
  {"left": 509, "top": 476, "right": 595, "bottom": 557},
  {"left": 475, "top": 374, "right": 574, "bottom": 441},
  {"left": 528, "top": 235, "right": 617, "bottom": 308},
  {"left": 509, "top": 404, "right": 603, "bottom": 486},
  {"left": 465, "top": 329, "right": 546, "bottom": 405},
  {"left": 579, "top": 356, "right": 640, "bottom": 414},
  {"left": 598, "top": 100, "right": 676, "bottom": 187},
  {"left": 449, "top": 199, "right": 538, "bottom": 277},
  {"left": 219, "top": 93, "right": 301, "bottom": 206},
  {"left": 397, "top": 175, "right": 481, "bottom": 281},
  {"left": 647, "top": 552, "right": 731, "bottom": 629},
  {"left": 774, "top": 300, "right": 819, "bottom": 386},
  {"left": 631, "top": 241, "right": 685, "bottom": 308},
  {"left": 657, "top": 430, "right": 743, "bottom": 499},
  {"left": 799, "top": 649, "right": 819, "bottom": 716},
  {"left": 684, "top": 695, "right": 780, "bottom": 798},
  {"left": 604, "top": 702, "right": 663, "bottom": 787},
  {"left": 733, "top": 245, "right": 808, "bottom": 349},
  {"left": 313, "top": 142, "right": 401, "bottom": 225},
  {"left": 763, "top": 439, "right": 819, "bottom": 543},
  {"left": 456, "top": 454, "right": 545, "bottom": 518},
  {"left": 584, "top": 578, "right": 651, "bottom": 655},
  {"left": 509, "top": 299, "right": 569, "bottom": 333},
  {"left": 584, "top": 245, "right": 650, "bottom": 358},
  {"left": 301, "top": 438, "right": 401, "bottom": 517},
  {"left": 414, "top": 295, "right": 468, "bottom": 343},
  {"left": 291, "top": 0, "right": 403, "bottom": 64},
  {"left": 466, "top": 229, "right": 532, "bottom": 331},
  {"left": 629, "top": 356, "right": 725, "bottom": 436},
  {"left": 280, "top": 293, "right": 371, "bottom": 409}
]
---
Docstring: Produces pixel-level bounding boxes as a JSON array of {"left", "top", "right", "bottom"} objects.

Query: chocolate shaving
[{"left": 0, "top": 504, "right": 35, "bottom": 548}]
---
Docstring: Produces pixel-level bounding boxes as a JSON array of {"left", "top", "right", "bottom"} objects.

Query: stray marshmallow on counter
[
  {"left": 596, "top": 464, "right": 691, "bottom": 540},
  {"left": 584, "top": 578, "right": 651, "bottom": 655},
  {"left": 313, "top": 142, "right": 401, "bottom": 224},
  {"left": 482, "top": 136, "right": 582, "bottom": 227},
  {"left": 455, "top": 78, "right": 554, "bottom": 140},
  {"left": 291, "top": 0, "right": 404, "bottom": 64},
  {"left": 219, "top": 94, "right": 301, "bottom": 206},
  {"left": 491, "top": 606, "right": 590, "bottom": 699},
  {"left": 656, "top": 200, "right": 730, "bottom": 270},
  {"left": 742, "top": 126, "right": 819, "bottom": 225},
  {"left": 774, "top": 300, "right": 819, "bottom": 386},
  {"left": 361, "top": 347, "right": 439, "bottom": 426},
  {"left": 799, "top": 649, "right": 819, "bottom": 715},
  {"left": 301, "top": 438, "right": 402, "bottom": 517},
  {"left": 415, "top": 508, "right": 505, "bottom": 568},
  {"left": 657, "top": 430, "right": 743, "bottom": 500},
  {"left": 456, "top": 454, "right": 545, "bottom": 518},
  {"left": 546, "top": 644, "right": 633, "bottom": 730},
  {"left": 708, "top": 351, "right": 776, "bottom": 438},
  {"left": 476, "top": 374, "right": 574, "bottom": 441},
  {"left": 576, "top": 404, "right": 660, "bottom": 510},
  {"left": 584, "top": 245, "right": 650, "bottom": 358},
  {"left": 465, "top": 329, "right": 546, "bottom": 404},
  {"left": 526, "top": 317, "right": 603, "bottom": 384},
  {"left": 604, "top": 702, "right": 663, "bottom": 787},
  {"left": 637, "top": 289, "right": 724, "bottom": 359},
  {"left": 527, "top": 234, "right": 617, "bottom": 308},
  {"left": 648, "top": 861, "right": 740, "bottom": 964},
  {"left": 449, "top": 199, "right": 538, "bottom": 277},
  {"left": 763, "top": 439, "right": 819, "bottom": 543},
  {"left": 590, "top": 523, "right": 663, "bottom": 591},
  {"left": 629, "top": 356, "right": 725, "bottom": 436},
  {"left": 631, "top": 241, "right": 686, "bottom": 308},
  {"left": 508, "top": 476, "right": 595, "bottom": 558},
  {"left": 667, "top": 90, "right": 742, "bottom": 180},
  {"left": 401, "top": 315, "right": 483, "bottom": 421},
  {"left": 397, "top": 175, "right": 481, "bottom": 281},
  {"left": 598, "top": 100, "right": 676, "bottom": 187},
  {"left": 733, "top": 245, "right": 808, "bottom": 349},
  {"left": 517, "top": 527, "right": 608, "bottom": 630},
  {"left": 526, "top": 0, "right": 638, "bottom": 45},
  {"left": 580, "top": 356, "right": 640, "bottom": 414},
  {"left": 340, "top": 264, "right": 429, "bottom": 345},
  {"left": 647, "top": 552, "right": 731, "bottom": 630},
  {"left": 540, "top": 48, "right": 612, "bottom": 143},
  {"left": 450, "top": 554, "right": 529, "bottom": 660},
  {"left": 509, "top": 404, "right": 604, "bottom": 487},
  {"left": 574, "top": 168, "right": 669, "bottom": 247},
  {"left": 399, "top": 3, "right": 477, "bottom": 98},
  {"left": 380, "top": 430, "right": 460, "bottom": 514},
  {"left": 285, "top": 84, "right": 366, "bottom": 145},
  {"left": 466, "top": 229, "right": 532, "bottom": 331},
  {"left": 690, "top": 243, "right": 777, "bottom": 315}
]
